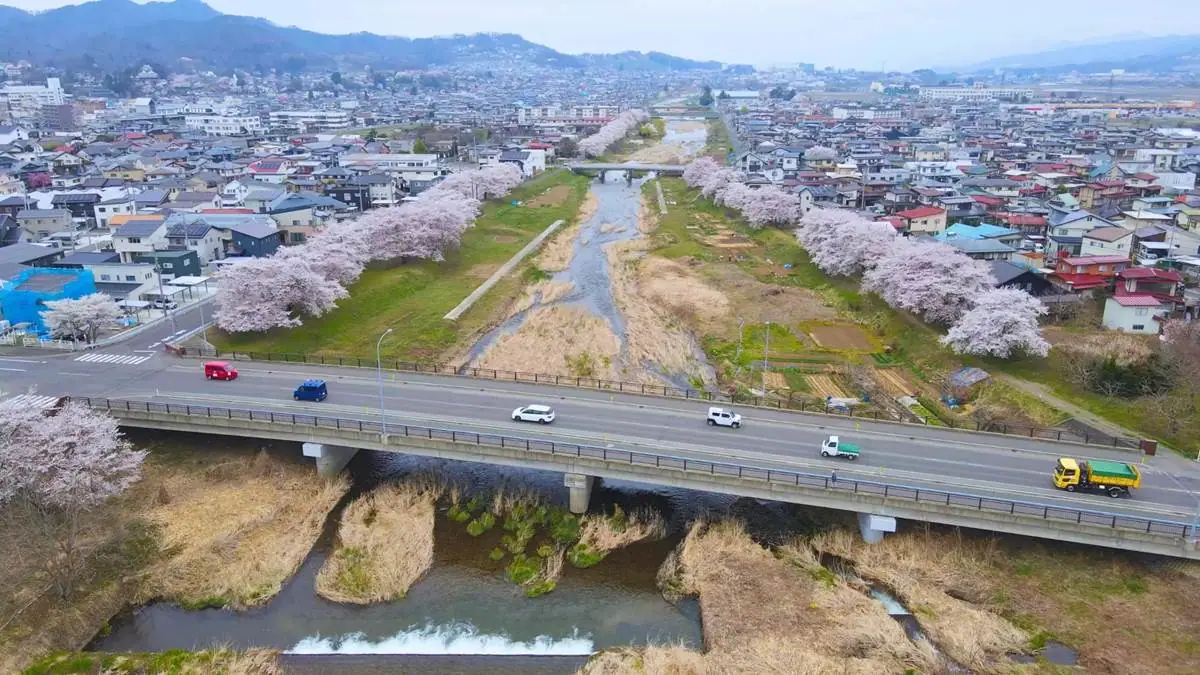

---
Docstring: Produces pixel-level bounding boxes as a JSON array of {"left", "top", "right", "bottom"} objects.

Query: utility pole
[
  {"left": 735, "top": 318, "right": 745, "bottom": 373},
  {"left": 153, "top": 246, "right": 177, "bottom": 333}
]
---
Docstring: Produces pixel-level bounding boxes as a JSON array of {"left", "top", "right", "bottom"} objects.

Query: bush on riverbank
[
  {"left": 23, "top": 648, "right": 280, "bottom": 675},
  {"left": 316, "top": 479, "right": 442, "bottom": 604}
]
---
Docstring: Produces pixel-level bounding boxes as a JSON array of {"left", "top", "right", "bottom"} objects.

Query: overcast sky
[{"left": 6, "top": 0, "right": 1200, "bottom": 70}]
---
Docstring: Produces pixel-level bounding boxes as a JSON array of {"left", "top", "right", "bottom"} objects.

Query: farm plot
[
  {"left": 807, "top": 324, "right": 876, "bottom": 351},
  {"left": 805, "top": 375, "right": 850, "bottom": 399},
  {"left": 873, "top": 367, "right": 919, "bottom": 398}
]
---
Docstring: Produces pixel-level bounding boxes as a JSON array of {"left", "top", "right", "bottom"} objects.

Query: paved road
[{"left": 3, "top": 354, "right": 1198, "bottom": 525}]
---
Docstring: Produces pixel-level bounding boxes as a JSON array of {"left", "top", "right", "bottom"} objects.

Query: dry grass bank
[
  {"left": 653, "top": 519, "right": 938, "bottom": 673},
  {"left": 0, "top": 440, "right": 347, "bottom": 673},
  {"left": 316, "top": 479, "right": 442, "bottom": 603},
  {"left": 472, "top": 304, "right": 622, "bottom": 379},
  {"left": 578, "top": 507, "right": 667, "bottom": 554},
  {"left": 812, "top": 526, "right": 1200, "bottom": 674},
  {"left": 142, "top": 450, "right": 349, "bottom": 610},
  {"left": 510, "top": 279, "right": 576, "bottom": 316},
  {"left": 534, "top": 192, "right": 598, "bottom": 273}
]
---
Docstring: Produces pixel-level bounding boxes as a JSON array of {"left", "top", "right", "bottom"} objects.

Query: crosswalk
[
  {"left": 74, "top": 353, "right": 154, "bottom": 365},
  {"left": 0, "top": 393, "right": 62, "bottom": 409}
]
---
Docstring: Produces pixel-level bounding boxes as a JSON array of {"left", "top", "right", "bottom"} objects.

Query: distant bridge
[{"left": 567, "top": 162, "right": 687, "bottom": 176}]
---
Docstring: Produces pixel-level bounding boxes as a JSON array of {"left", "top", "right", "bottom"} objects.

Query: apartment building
[
  {"left": 267, "top": 110, "right": 352, "bottom": 132},
  {"left": 184, "top": 114, "right": 265, "bottom": 136}
]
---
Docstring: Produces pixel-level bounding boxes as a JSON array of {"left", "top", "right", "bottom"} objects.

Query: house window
[
  {"left": 188, "top": 239, "right": 199, "bottom": 246},
  {"left": 1132, "top": 324, "right": 1145, "bottom": 331},
  {"left": 290, "top": 232, "right": 306, "bottom": 243},
  {"left": 1098, "top": 265, "right": 1108, "bottom": 272},
  {"left": 100, "top": 274, "right": 110, "bottom": 281},
  {"left": 127, "top": 237, "right": 141, "bottom": 243},
  {"left": 1134, "top": 308, "right": 1149, "bottom": 317},
  {"left": 162, "top": 262, "right": 173, "bottom": 270},
  {"left": 125, "top": 275, "right": 135, "bottom": 282}
]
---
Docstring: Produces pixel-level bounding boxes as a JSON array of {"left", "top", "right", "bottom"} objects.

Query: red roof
[
  {"left": 1060, "top": 255, "right": 1130, "bottom": 266},
  {"left": 878, "top": 216, "right": 905, "bottom": 230},
  {"left": 896, "top": 206, "right": 945, "bottom": 219},
  {"left": 1119, "top": 267, "right": 1182, "bottom": 282},
  {"left": 1133, "top": 173, "right": 1158, "bottom": 181},
  {"left": 1111, "top": 295, "right": 1164, "bottom": 307},
  {"left": 1053, "top": 273, "right": 1110, "bottom": 289},
  {"left": 996, "top": 213, "right": 1047, "bottom": 227},
  {"left": 972, "top": 195, "right": 1003, "bottom": 206}
]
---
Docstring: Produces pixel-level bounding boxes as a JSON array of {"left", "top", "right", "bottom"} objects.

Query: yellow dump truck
[{"left": 1052, "top": 457, "right": 1141, "bottom": 498}]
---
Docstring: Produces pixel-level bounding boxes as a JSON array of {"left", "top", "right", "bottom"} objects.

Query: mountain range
[
  {"left": 960, "top": 34, "right": 1200, "bottom": 74},
  {"left": 0, "top": 0, "right": 723, "bottom": 73}
]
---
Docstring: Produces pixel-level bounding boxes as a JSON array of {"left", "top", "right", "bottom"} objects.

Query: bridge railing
[
  {"left": 173, "top": 346, "right": 1143, "bottom": 450},
  {"left": 76, "top": 396, "right": 1193, "bottom": 542}
]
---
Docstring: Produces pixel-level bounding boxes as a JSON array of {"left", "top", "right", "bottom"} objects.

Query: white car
[
  {"left": 512, "top": 404, "right": 556, "bottom": 424},
  {"left": 706, "top": 406, "right": 742, "bottom": 428}
]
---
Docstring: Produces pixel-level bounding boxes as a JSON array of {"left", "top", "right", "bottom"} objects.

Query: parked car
[
  {"left": 293, "top": 379, "right": 328, "bottom": 401},
  {"left": 706, "top": 407, "right": 742, "bottom": 428},
  {"left": 820, "top": 435, "right": 860, "bottom": 460},
  {"left": 512, "top": 404, "right": 555, "bottom": 424},
  {"left": 152, "top": 298, "right": 178, "bottom": 310},
  {"left": 204, "top": 361, "right": 238, "bottom": 381}
]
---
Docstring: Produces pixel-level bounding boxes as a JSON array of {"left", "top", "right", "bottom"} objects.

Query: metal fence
[
  {"left": 76, "top": 396, "right": 1192, "bottom": 542},
  {"left": 174, "top": 346, "right": 1143, "bottom": 450}
]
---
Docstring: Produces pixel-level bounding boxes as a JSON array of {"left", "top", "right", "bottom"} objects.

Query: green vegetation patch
[{"left": 211, "top": 170, "right": 590, "bottom": 361}]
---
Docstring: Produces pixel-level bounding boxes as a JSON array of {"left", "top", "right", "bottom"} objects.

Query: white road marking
[
  {"left": 0, "top": 367, "right": 28, "bottom": 372},
  {"left": 0, "top": 394, "right": 61, "bottom": 409},
  {"left": 74, "top": 353, "right": 153, "bottom": 365},
  {"left": 0, "top": 357, "right": 45, "bottom": 363}
]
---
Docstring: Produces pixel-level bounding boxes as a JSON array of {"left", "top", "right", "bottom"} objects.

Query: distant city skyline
[{"left": 4, "top": 0, "right": 1200, "bottom": 71}]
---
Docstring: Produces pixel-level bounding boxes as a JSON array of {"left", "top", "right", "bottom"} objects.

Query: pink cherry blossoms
[
  {"left": 796, "top": 209, "right": 899, "bottom": 277},
  {"left": 682, "top": 157, "right": 801, "bottom": 228},
  {"left": 578, "top": 109, "right": 650, "bottom": 158},
  {"left": 941, "top": 288, "right": 1050, "bottom": 358},
  {"left": 862, "top": 238, "right": 996, "bottom": 325},
  {"left": 215, "top": 165, "right": 524, "bottom": 333}
]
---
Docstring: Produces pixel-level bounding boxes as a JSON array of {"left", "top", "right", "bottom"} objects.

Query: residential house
[
  {"left": 112, "top": 217, "right": 168, "bottom": 263},
  {"left": 132, "top": 249, "right": 201, "bottom": 281},
  {"left": 1114, "top": 268, "right": 1183, "bottom": 306},
  {"left": 1079, "top": 226, "right": 1134, "bottom": 258},
  {"left": 1119, "top": 210, "right": 1173, "bottom": 230},
  {"left": 83, "top": 262, "right": 159, "bottom": 302},
  {"left": 343, "top": 174, "right": 401, "bottom": 208},
  {"left": 219, "top": 218, "right": 281, "bottom": 258},
  {"left": 102, "top": 163, "right": 146, "bottom": 182},
  {"left": 498, "top": 148, "right": 546, "bottom": 177},
  {"left": 1051, "top": 254, "right": 1131, "bottom": 293},
  {"left": 94, "top": 196, "right": 136, "bottom": 229},
  {"left": 944, "top": 237, "right": 1016, "bottom": 261},
  {"left": 133, "top": 189, "right": 169, "bottom": 211},
  {"left": 1101, "top": 295, "right": 1169, "bottom": 334},
  {"left": 1045, "top": 210, "right": 1115, "bottom": 259},
  {"left": 0, "top": 213, "right": 24, "bottom": 246},
  {"left": 16, "top": 208, "right": 72, "bottom": 239},
  {"left": 169, "top": 191, "right": 223, "bottom": 212},
  {"left": 246, "top": 158, "right": 296, "bottom": 184},
  {"left": 895, "top": 206, "right": 947, "bottom": 235},
  {"left": 936, "top": 222, "right": 1024, "bottom": 248},
  {"left": 989, "top": 260, "right": 1052, "bottom": 296},
  {"left": 0, "top": 195, "right": 27, "bottom": 218},
  {"left": 50, "top": 193, "right": 101, "bottom": 223},
  {"left": 165, "top": 218, "right": 224, "bottom": 264}
]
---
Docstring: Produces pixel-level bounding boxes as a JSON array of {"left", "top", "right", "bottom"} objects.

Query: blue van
[{"left": 293, "top": 379, "right": 328, "bottom": 402}]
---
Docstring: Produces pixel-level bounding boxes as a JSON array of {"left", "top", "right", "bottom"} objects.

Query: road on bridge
[{"left": 2, "top": 351, "right": 1198, "bottom": 526}]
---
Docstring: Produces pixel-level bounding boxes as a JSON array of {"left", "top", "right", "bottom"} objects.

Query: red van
[{"left": 204, "top": 361, "right": 238, "bottom": 381}]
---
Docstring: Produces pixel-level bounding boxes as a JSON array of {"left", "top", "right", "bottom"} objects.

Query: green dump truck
[{"left": 1052, "top": 457, "right": 1141, "bottom": 498}]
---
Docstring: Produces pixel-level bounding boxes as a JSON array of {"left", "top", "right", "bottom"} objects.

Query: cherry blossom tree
[
  {"left": 862, "top": 239, "right": 995, "bottom": 324},
  {"left": 797, "top": 209, "right": 899, "bottom": 276},
  {"left": 215, "top": 256, "right": 349, "bottom": 332},
  {"left": 435, "top": 163, "right": 524, "bottom": 200},
  {"left": 41, "top": 293, "right": 122, "bottom": 343},
  {"left": 683, "top": 156, "right": 721, "bottom": 188},
  {"left": 578, "top": 109, "right": 651, "bottom": 158},
  {"left": 942, "top": 288, "right": 1050, "bottom": 358},
  {"left": 803, "top": 146, "right": 837, "bottom": 163},
  {"left": 739, "top": 186, "right": 801, "bottom": 227},
  {"left": 0, "top": 400, "right": 146, "bottom": 599},
  {"left": 699, "top": 166, "right": 742, "bottom": 198}
]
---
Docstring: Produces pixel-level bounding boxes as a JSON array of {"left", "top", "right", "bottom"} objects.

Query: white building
[
  {"left": 918, "top": 85, "right": 1032, "bottom": 101},
  {"left": 184, "top": 114, "right": 264, "bottom": 136},
  {"left": 267, "top": 110, "right": 352, "bottom": 132},
  {"left": 516, "top": 105, "right": 620, "bottom": 125},
  {"left": 1101, "top": 296, "right": 1169, "bottom": 334},
  {"left": 831, "top": 107, "right": 903, "bottom": 121},
  {"left": 0, "top": 78, "right": 65, "bottom": 120}
]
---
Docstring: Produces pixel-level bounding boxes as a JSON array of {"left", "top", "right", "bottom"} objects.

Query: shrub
[
  {"left": 568, "top": 542, "right": 606, "bottom": 568},
  {"left": 506, "top": 553, "right": 540, "bottom": 585},
  {"left": 489, "top": 547, "right": 506, "bottom": 561},
  {"left": 524, "top": 579, "right": 557, "bottom": 598}
]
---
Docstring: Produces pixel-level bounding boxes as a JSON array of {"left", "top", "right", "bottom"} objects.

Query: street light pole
[
  {"left": 735, "top": 318, "right": 745, "bottom": 372},
  {"left": 153, "top": 247, "right": 177, "bottom": 332},
  {"left": 762, "top": 320, "right": 770, "bottom": 395},
  {"left": 376, "top": 328, "right": 394, "bottom": 436}
]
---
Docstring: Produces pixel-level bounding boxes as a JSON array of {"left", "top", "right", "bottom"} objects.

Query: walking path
[{"left": 443, "top": 219, "right": 564, "bottom": 321}]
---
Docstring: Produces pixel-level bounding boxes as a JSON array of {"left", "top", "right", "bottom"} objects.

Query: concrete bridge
[
  {"left": 74, "top": 397, "right": 1199, "bottom": 559},
  {"left": 566, "top": 162, "right": 687, "bottom": 180}
]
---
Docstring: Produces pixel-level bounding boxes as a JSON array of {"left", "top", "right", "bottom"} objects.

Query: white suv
[
  {"left": 512, "top": 404, "right": 556, "bottom": 424},
  {"left": 706, "top": 407, "right": 742, "bottom": 428}
]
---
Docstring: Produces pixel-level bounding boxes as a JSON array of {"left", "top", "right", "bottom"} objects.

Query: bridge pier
[
  {"left": 857, "top": 513, "right": 897, "bottom": 544},
  {"left": 564, "top": 472, "right": 594, "bottom": 514},
  {"left": 302, "top": 442, "right": 359, "bottom": 477}
]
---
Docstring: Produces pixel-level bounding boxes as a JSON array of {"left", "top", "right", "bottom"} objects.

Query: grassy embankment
[
  {"left": 211, "top": 169, "right": 590, "bottom": 362},
  {"left": 643, "top": 177, "right": 1065, "bottom": 426},
  {"left": 581, "top": 519, "right": 1200, "bottom": 674},
  {"left": 22, "top": 648, "right": 279, "bottom": 675},
  {"left": 0, "top": 436, "right": 347, "bottom": 673},
  {"left": 703, "top": 117, "right": 732, "bottom": 160}
]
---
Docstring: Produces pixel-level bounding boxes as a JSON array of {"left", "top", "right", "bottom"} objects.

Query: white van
[{"left": 706, "top": 407, "right": 742, "bottom": 428}]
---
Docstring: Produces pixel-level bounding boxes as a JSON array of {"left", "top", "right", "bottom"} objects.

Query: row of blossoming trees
[
  {"left": 682, "top": 157, "right": 1050, "bottom": 358},
  {"left": 578, "top": 109, "right": 651, "bottom": 158},
  {"left": 215, "top": 164, "right": 525, "bottom": 333}
]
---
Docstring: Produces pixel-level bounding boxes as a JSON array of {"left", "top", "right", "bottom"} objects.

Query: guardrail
[
  {"left": 172, "top": 347, "right": 1143, "bottom": 450},
  {"left": 75, "top": 396, "right": 1193, "bottom": 542}
]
